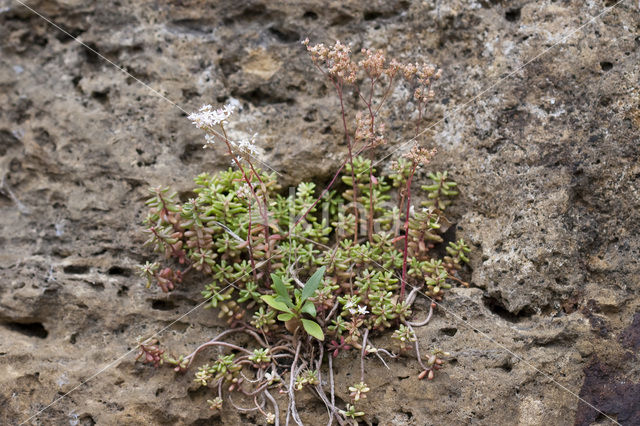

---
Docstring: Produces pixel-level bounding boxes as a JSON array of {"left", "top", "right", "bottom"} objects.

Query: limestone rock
[{"left": 1, "top": 0, "right": 638, "bottom": 424}]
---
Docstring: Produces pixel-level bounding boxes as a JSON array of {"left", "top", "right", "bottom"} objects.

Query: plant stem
[
  {"left": 189, "top": 341, "right": 252, "bottom": 359},
  {"left": 313, "top": 343, "right": 334, "bottom": 426},
  {"left": 407, "top": 302, "right": 434, "bottom": 327},
  {"left": 360, "top": 328, "right": 369, "bottom": 383},
  {"left": 328, "top": 353, "right": 335, "bottom": 408},
  {"left": 246, "top": 198, "right": 258, "bottom": 282},
  {"left": 400, "top": 161, "right": 418, "bottom": 301},
  {"left": 286, "top": 340, "right": 303, "bottom": 426},
  {"left": 241, "top": 382, "right": 270, "bottom": 397},
  {"left": 335, "top": 79, "right": 359, "bottom": 240},
  {"left": 219, "top": 124, "right": 271, "bottom": 276},
  {"left": 184, "top": 328, "right": 262, "bottom": 368},
  {"left": 245, "top": 159, "right": 272, "bottom": 275},
  {"left": 406, "top": 323, "right": 428, "bottom": 371},
  {"left": 264, "top": 389, "right": 280, "bottom": 426}
]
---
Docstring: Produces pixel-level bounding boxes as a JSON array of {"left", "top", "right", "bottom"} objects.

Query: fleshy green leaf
[
  {"left": 261, "top": 295, "right": 292, "bottom": 313},
  {"left": 301, "top": 319, "right": 324, "bottom": 341},
  {"left": 277, "top": 312, "right": 295, "bottom": 322},
  {"left": 271, "top": 274, "right": 293, "bottom": 307},
  {"left": 301, "top": 266, "right": 326, "bottom": 301},
  {"left": 301, "top": 301, "right": 317, "bottom": 318}
]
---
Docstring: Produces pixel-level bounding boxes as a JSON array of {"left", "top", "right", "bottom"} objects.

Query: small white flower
[
  {"left": 236, "top": 183, "right": 251, "bottom": 199},
  {"left": 344, "top": 300, "right": 356, "bottom": 310},
  {"left": 357, "top": 305, "right": 369, "bottom": 316},
  {"left": 265, "top": 370, "right": 281, "bottom": 384},
  {"left": 348, "top": 307, "right": 357, "bottom": 315},
  {"left": 237, "top": 133, "right": 259, "bottom": 155},
  {"left": 203, "top": 133, "right": 216, "bottom": 148}
]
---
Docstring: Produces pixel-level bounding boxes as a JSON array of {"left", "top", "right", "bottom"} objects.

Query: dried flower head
[
  {"left": 414, "top": 86, "right": 436, "bottom": 103},
  {"left": 303, "top": 39, "right": 357, "bottom": 84},
  {"left": 405, "top": 145, "right": 437, "bottom": 166},
  {"left": 359, "top": 48, "right": 386, "bottom": 79},
  {"left": 417, "top": 63, "right": 437, "bottom": 82},
  {"left": 387, "top": 58, "right": 402, "bottom": 77},
  {"left": 401, "top": 63, "right": 418, "bottom": 80}
]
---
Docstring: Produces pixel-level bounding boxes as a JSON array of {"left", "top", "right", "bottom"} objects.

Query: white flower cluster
[
  {"left": 229, "top": 133, "right": 260, "bottom": 166},
  {"left": 189, "top": 102, "right": 260, "bottom": 162},
  {"left": 188, "top": 103, "right": 236, "bottom": 132},
  {"left": 230, "top": 133, "right": 259, "bottom": 156},
  {"left": 344, "top": 300, "right": 369, "bottom": 316}
]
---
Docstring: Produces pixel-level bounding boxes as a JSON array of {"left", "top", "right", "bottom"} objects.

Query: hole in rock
[
  {"left": 505, "top": 8, "right": 521, "bottom": 22},
  {"left": 4, "top": 322, "right": 48, "bottom": 338},
  {"left": 303, "top": 11, "right": 318, "bottom": 20},
  {"left": 108, "top": 266, "right": 131, "bottom": 276},
  {"left": 63, "top": 264, "right": 90, "bottom": 274},
  {"left": 600, "top": 61, "right": 613, "bottom": 71},
  {"left": 440, "top": 327, "right": 458, "bottom": 336},
  {"left": 151, "top": 300, "right": 177, "bottom": 311}
]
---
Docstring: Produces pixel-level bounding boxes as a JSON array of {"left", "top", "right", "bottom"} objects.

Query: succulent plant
[{"left": 137, "top": 39, "right": 468, "bottom": 424}]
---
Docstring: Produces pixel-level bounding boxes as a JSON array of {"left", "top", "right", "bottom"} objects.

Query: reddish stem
[
  {"left": 245, "top": 160, "right": 272, "bottom": 275},
  {"left": 219, "top": 124, "right": 270, "bottom": 276},
  {"left": 335, "top": 78, "right": 359, "bottom": 240},
  {"left": 150, "top": 226, "right": 185, "bottom": 263},
  {"left": 246, "top": 198, "right": 258, "bottom": 282},
  {"left": 365, "top": 80, "right": 376, "bottom": 242},
  {"left": 400, "top": 161, "right": 418, "bottom": 301}
]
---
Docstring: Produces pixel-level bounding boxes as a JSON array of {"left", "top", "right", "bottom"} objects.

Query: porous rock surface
[{"left": 0, "top": 0, "right": 638, "bottom": 424}]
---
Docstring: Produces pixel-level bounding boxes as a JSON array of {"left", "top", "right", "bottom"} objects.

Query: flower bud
[{"left": 428, "top": 355, "right": 437, "bottom": 366}]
